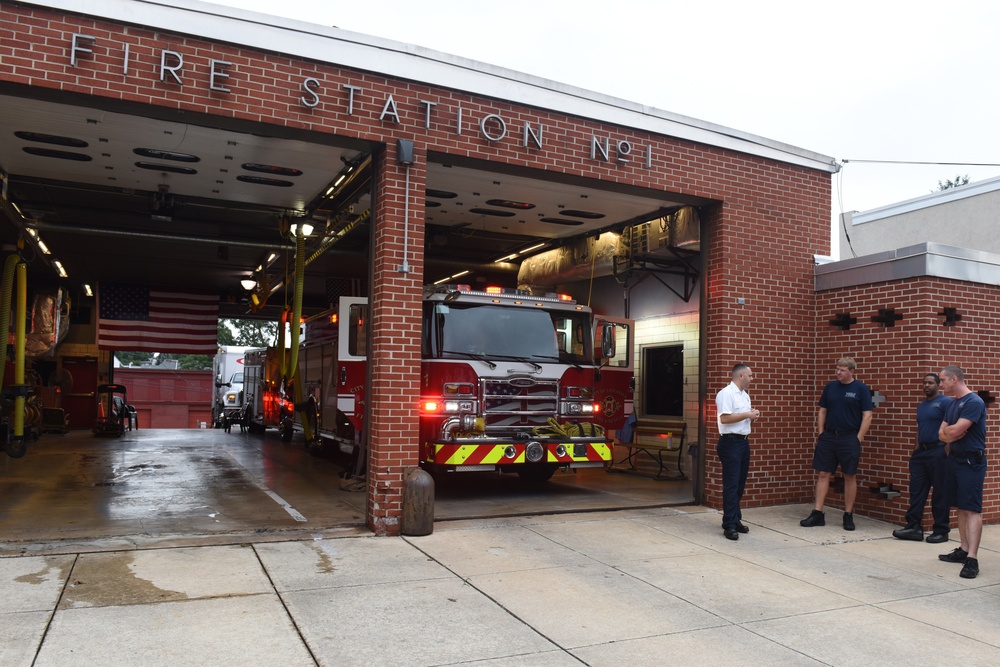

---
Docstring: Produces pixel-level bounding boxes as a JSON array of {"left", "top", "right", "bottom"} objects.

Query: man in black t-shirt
[{"left": 800, "top": 357, "right": 873, "bottom": 531}]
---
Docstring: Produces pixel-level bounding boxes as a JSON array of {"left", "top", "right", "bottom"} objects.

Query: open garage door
[{"left": 1, "top": 91, "right": 706, "bottom": 537}]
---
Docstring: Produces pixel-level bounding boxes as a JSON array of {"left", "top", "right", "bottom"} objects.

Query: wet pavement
[
  {"left": 0, "top": 428, "right": 367, "bottom": 550},
  {"left": 1, "top": 428, "right": 693, "bottom": 553},
  {"left": 3, "top": 503, "right": 1000, "bottom": 666}
]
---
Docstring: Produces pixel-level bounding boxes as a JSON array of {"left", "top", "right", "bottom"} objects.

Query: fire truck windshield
[{"left": 427, "top": 303, "right": 594, "bottom": 365}]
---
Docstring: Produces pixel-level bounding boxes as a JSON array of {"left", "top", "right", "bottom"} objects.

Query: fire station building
[{"left": 2, "top": 1, "right": 994, "bottom": 537}]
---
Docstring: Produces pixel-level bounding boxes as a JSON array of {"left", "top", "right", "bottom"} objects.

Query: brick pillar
[
  {"left": 702, "top": 186, "right": 830, "bottom": 512},
  {"left": 366, "top": 142, "right": 426, "bottom": 536}
]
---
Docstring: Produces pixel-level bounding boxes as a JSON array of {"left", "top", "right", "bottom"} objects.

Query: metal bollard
[{"left": 401, "top": 467, "right": 435, "bottom": 536}]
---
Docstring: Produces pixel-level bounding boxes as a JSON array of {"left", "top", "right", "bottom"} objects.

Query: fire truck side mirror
[{"left": 601, "top": 323, "right": 616, "bottom": 358}]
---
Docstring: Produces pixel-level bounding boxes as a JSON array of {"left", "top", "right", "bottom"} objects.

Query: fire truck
[{"left": 243, "top": 284, "right": 633, "bottom": 482}]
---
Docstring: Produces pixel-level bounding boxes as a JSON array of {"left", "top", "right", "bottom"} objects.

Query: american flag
[{"left": 97, "top": 283, "right": 219, "bottom": 355}]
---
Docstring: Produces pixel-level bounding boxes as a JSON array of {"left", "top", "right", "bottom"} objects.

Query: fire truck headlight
[
  {"left": 504, "top": 445, "right": 517, "bottom": 459},
  {"left": 580, "top": 404, "right": 595, "bottom": 414},
  {"left": 525, "top": 440, "right": 544, "bottom": 463},
  {"left": 555, "top": 444, "right": 567, "bottom": 457},
  {"left": 567, "top": 402, "right": 582, "bottom": 415},
  {"left": 443, "top": 400, "right": 475, "bottom": 413}
]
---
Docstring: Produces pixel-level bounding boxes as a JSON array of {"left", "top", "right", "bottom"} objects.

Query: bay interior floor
[{"left": 0, "top": 428, "right": 693, "bottom": 553}]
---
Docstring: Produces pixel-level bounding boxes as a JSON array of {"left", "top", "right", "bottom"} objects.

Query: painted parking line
[{"left": 225, "top": 450, "right": 308, "bottom": 522}]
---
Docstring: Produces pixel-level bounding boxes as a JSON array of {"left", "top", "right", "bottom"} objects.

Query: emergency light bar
[{"left": 435, "top": 284, "right": 576, "bottom": 304}]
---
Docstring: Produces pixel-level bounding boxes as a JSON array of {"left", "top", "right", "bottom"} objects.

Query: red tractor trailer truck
[{"left": 243, "top": 284, "right": 633, "bottom": 482}]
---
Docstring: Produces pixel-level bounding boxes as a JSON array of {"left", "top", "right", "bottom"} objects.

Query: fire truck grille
[{"left": 482, "top": 379, "right": 558, "bottom": 434}]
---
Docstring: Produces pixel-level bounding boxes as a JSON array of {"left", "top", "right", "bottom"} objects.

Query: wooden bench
[{"left": 610, "top": 418, "right": 688, "bottom": 480}]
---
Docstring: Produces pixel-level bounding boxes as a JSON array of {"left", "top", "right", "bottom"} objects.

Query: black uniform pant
[
  {"left": 905, "top": 444, "right": 949, "bottom": 534},
  {"left": 717, "top": 434, "right": 750, "bottom": 529}
]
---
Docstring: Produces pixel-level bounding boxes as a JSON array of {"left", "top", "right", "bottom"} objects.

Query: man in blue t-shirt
[
  {"left": 936, "top": 365, "right": 987, "bottom": 579},
  {"left": 892, "top": 373, "right": 953, "bottom": 543},
  {"left": 800, "top": 357, "right": 873, "bottom": 531}
]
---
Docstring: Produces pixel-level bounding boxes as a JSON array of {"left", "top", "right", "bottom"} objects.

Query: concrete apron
[{"left": 2, "top": 504, "right": 1000, "bottom": 666}]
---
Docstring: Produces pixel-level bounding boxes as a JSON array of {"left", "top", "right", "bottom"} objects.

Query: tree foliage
[
  {"left": 937, "top": 175, "right": 970, "bottom": 191},
  {"left": 218, "top": 319, "right": 236, "bottom": 345},
  {"left": 172, "top": 354, "right": 214, "bottom": 370},
  {"left": 225, "top": 319, "right": 277, "bottom": 346}
]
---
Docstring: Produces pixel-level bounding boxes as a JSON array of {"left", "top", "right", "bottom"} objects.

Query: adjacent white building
[{"left": 839, "top": 174, "right": 1000, "bottom": 259}]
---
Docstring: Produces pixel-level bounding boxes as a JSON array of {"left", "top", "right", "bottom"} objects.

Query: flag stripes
[{"left": 98, "top": 284, "right": 219, "bottom": 355}]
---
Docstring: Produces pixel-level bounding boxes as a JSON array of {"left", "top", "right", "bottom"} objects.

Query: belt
[
  {"left": 950, "top": 450, "right": 985, "bottom": 462},
  {"left": 917, "top": 441, "right": 943, "bottom": 450},
  {"left": 825, "top": 429, "right": 857, "bottom": 436},
  {"left": 720, "top": 433, "right": 749, "bottom": 439}
]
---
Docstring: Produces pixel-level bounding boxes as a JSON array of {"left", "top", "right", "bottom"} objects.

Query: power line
[{"left": 843, "top": 159, "right": 1000, "bottom": 167}]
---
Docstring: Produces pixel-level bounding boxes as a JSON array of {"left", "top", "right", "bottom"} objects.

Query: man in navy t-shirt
[
  {"left": 892, "top": 373, "right": 953, "bottom": 543},
  {"left": 800, "top": 357, "right": 873, "bottom": 531},
  {"left": 936, "top": 365, "right": 987, "bottom": 579}
]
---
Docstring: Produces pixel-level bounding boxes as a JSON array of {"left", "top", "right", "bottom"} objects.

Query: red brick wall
[
  {"left": 2, "top": 5, "right": 834, "bottom": 532},
  {"left": 815, "top": 276, "right": 1000, "bottom": 524},
  {"left": 702, "top": 191, "right": 832, "bottom": 512}
]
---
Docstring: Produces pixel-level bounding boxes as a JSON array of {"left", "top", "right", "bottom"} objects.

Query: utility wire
[{"left": 843, "top": 159, "right": 1000, "bottom": 167}]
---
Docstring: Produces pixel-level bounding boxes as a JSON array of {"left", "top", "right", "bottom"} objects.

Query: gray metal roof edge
[
  {"left": 815, "top": 242, "right": 1000, "bottom": 291},
  {"left": 851, "top": 173, "right": 1000, "bottom": 225},
  {"left": 28, "top": 0, "right": 839, "bottom": 174}
]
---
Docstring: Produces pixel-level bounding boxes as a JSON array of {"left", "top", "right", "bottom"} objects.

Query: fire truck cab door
[
  {"left": 593, "top": 315, "right": 634, "bottom": 430},
  {"left": 337, "top": 297, "right": 368, "bottom": 429}
]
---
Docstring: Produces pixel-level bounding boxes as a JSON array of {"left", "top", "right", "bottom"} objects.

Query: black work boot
[{"left": 800, "top": 509, "right": 825, "bottom": 527}]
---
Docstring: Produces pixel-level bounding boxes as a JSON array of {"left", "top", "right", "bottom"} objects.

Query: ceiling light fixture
[
  {"left": 240, "top": 279, "right": 257, "bottom": 291},
  {"left": 52, "top": 260, "right": 67, "bottom": 278},
  {"left": 290, "top": 222, "right": 314, "bottom": 237},
  {"left": 83, "top": 284, "right": 94, "bottom": 297}
]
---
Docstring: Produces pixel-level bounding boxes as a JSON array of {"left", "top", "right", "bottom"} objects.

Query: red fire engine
[{"left": 244, "top": 284, "right": 633, "bottom": 482}]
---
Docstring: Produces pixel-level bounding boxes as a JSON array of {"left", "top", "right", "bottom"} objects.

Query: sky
[{"left": 207, "top": 0, "right": 1000, "bottom": 256}]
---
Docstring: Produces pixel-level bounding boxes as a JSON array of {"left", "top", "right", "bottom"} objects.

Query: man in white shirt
[{"left": 716, "top": 363, "right": 760, "bottom": 541}]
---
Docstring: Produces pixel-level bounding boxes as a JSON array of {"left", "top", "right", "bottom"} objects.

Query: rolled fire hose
[{"left": 532, "top": 417, "right": 604, "bottom": 438}]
